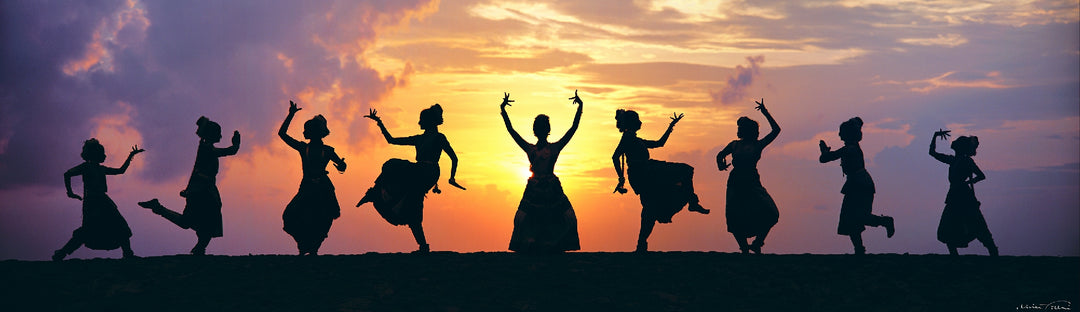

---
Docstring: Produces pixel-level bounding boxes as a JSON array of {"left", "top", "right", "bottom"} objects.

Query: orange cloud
[
  {"left": 63, "top": 0, "right": 150, "bottom": 76},
  {"left": 903, "top": 71, "right": 1019, "bottom": 93}
]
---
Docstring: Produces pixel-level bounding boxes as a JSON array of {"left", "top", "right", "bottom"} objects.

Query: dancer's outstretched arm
[
  {"left": 499, "top": 93, "right": 528, "bottom": 150},
  {"left": 364, "top": 108, "right": 413, "bottom": 146},
  {"left": 929, "top": 129, "right": 952, "bottom": 164},
  {"left": 968, "top": 160, "right": 986, "bottom": 185},
  {"left": 105, "top": 146, "right": 144, "bottom": 175},
  {"left": 64, "top": 164, "right": 84, "bottom": 201},
  {"left": 557, "top": 90, "right": 584, "bottom": 144},
  {"left": 716, "top": 142, "right": 734, "bottom": 171},
  {"left": 214, "top": 131, "right": 241, "bottom": 157},
  {"left": 443, "top": 138, "right": 465, "bottom": 190},
  {"left": 611, "top": 139, "right": 628, "bottom": 194},
  {"left": 279, "top": 101, "right": 303, "bottom": 150},
  {"left": 645, "top": 112, "right": 683, "bottom": 148},
  {"left": 819, "top": 140, "right": 841, "bottom": 163},
  {"left": 757, "top": 99, "right": 781, "bottom": 147}
]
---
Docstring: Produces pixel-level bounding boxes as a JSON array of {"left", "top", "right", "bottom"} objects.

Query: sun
[{"left": 519, "top": 167, "right": 533, "bottom": 181}]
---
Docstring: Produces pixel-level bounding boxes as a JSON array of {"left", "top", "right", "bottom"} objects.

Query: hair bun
[{"left": 615, "top": 109, "right": 626, "bottom": 121}]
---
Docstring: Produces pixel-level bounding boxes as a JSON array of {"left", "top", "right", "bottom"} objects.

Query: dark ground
[{"left": 0, "top": 252, "right": 1075, "bottom": 311}]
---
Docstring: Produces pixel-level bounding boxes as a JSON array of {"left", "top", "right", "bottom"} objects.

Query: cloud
[
  {"left": 898, "top": 33, "right": 968, "bottom": 47},
  {"left": 906, "top": 71, "right": 1019, "bottom": 93},
  {"left": 63, "top": 0, "right": 150, "bottom": 75},
  {"left": 0, "top": 0, "right": 438, "bottom": 189},
  {"left": 709, "top": 55, "right": 764, "bottom": 105}
]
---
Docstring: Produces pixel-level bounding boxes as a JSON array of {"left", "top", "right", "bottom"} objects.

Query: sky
[{"left": 0, "top": 0, "right": 1077, "bottom": 260}]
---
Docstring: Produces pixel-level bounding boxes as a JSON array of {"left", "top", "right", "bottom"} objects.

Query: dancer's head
[
  {"left": 951, "top": 136, "right": 979, "bottom": 157},
  {"left": 615, "top": 109, "right": 641, "bottom": 133},
  {"left": 839, "top": 117, "right": 863, "bottom": 143},
  {"left": 81, "top": 138, "right": 106, "bottom": 163},
  {"left": 533, "top": 114, "right": 550, "bottom": 140},
  {"left": 419, "top": 104, "right": 444, "bottom": 130},
  {"left": 196, "top": 116, "right": 222, "bottom": 143},
  {"left": 303, "top": 115, "right": 330, "bottom": 140},
  {"left": 736, "top": 117, "right": 759, "bottom": 140}
]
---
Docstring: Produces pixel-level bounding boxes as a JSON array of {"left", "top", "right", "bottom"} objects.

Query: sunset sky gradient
[{"left": 1, "top": 0, "right": 1077, "bottom": 260}]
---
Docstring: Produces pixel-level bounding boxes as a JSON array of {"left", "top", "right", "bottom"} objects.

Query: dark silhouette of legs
[
  {"left": 685, "top": 184, "right": 709, "bottom": 214},
  {"left": 734, "top": 235, "right": 750, "bottom": 254},
  {"left": 749, "top": 230, "right": 770, "bottom": 254},
  {"left": 192, "top": 235, "right": 211, "bottom": 255},
  {"left": 409, "top": 223, "right": 429, "bottom": 253},
  {"left": 53, "top": 237, "right": 83, "bottom": 261},
  {"left": 120, "top": 239, "right": 136, "bottom": 258},
  {"left": 138, "top": 199, "right": 191, "bottom": 229},
  {"left": 52, "top": 235, "right": 135, "bottom": 260},
  {"left": 849, "top": 234, "right": 865, "bottom": 255},
  {"left": 636, "top": 218, "right": 655, "bottom": 252},
  {"left": 140, "top": 199, "right": 215, "bottom": 255}
]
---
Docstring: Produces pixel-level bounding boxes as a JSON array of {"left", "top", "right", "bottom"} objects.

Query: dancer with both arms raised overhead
[
  {"left": 501, "top": 91, "right": 582, "bottom": 254},
  {"left": 818, "top": 117, "right": 895, "bottom": 255},
  {"left": 54, "top": 139, "right": 144, "bottom": 261},
  {"left": 138, "top": 117, "right": 240, "bottom": 256},
  {"left": 612, "top": 108, "right": 709, "bottom": 253},
  {"left": 279, "top": 101, "right": 347, "bottom": 256},
  {"left": 928, "top": 129, "right": 997, "bottom": 256},
  {"left": 716, "top": 99, "right": 780, "bottom": 254},
  {"left": 357, "top": 103, "right": 465, "bottom": 253}
]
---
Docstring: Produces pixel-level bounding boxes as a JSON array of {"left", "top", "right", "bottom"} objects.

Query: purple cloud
[
  {"left": 710, "top": 55, "right": 764, "bottom": 106},
  {"left": 0, "top": 0, "right": 435, "bottom": 189}
]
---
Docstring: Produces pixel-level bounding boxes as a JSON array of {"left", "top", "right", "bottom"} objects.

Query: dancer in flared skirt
[
  {"left": 138, "top": 116, "right": 240, "bottom": 255},
  {"left": 357, "top": 104, "right": 465, "bottom": 253},
  {"left": 716, "top": 99, "right": 780, "bottom": 254},
  {"left": 501, "top": 91, "right": 581, "bottom": 253},
  {"left": 929, "top": 130, "right": 997, "bottom": 256},
  {"left": 54, "top": 139, "right": 143, "bottom": 261},
  {"left": 819, "top": 117, "right": 895, "bottom": 255},
  {"left": 612, "top": 109, "right": 709, "bottom": 252},
  {"left": 279, "top": 101, "right": 347, "bottom": 256}
]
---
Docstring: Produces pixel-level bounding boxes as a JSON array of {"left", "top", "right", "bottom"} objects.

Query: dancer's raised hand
[
  {"left": 669, "top": 112, "right": 684, "bottom": 126},
  {"left": 364, "top": 108, "right": 382, "bottom": 123},
  {"left": 501, "top": 92, "right": 514, "bottom": 109},
  {"left": 934, "top": 129, "right": 951, "bottom": 141},
  {"left": 569, "top": 90, "right": 583, "bottom": 105}
]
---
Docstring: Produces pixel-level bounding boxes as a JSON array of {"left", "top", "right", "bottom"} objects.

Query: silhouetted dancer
[
  {"left": 54, "top": 139, "right": 144, "bottom": 261},
  {"left": 612, "top": 109, "right": 709, "bottom": 253},
  {"left": 357, "top": 104, "right": 465, "bottom": 253},
  {"left": 279, "top": 101, "right": 347, "bottom": 256},
  {"left": 929, "top": 130, "right": 997, "bottom": 256},
  {"left": 502, "top": 91, "right": 582, "bottom": 253},
  {"left": 716, "top": 99, "right": 780, "bottom": 254},
  {"left": 137, "top": 117, "right": 240, "bottom": 255},
  {"left": 818, "top": 117, "right": 895, "bottom": 255}
]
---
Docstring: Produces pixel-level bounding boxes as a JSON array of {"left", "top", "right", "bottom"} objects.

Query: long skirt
[
  {"left": 366, "top": 159, "right": 439, "bottom": 226},
  {"left": 628, "top": 159, "right": 695, "bottom": 223},
  {"left": 509, "top": 175, "right": 580, "bottom": 252},
  {"left": 937, "top": 185, "right": 992, "bottom": 247},
  {"left": 75, "top": 192, "right": 133, "bottom": 250},
  {"left": 283, "top": 176, "right": 340, "bottom": 244},
  {"left": 837, "top": 169, "right": 877, "bottom": 235},
  {"left": 181, "top": 183, "right": 224, "bottom": 238},
  {"left": 725, "top": 168, "right": 779, "bottom": 238}
]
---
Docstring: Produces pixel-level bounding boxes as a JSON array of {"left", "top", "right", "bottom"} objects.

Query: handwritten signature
[{"left": 1017, "top": 300, "right": 1072, "bottom": 311}]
